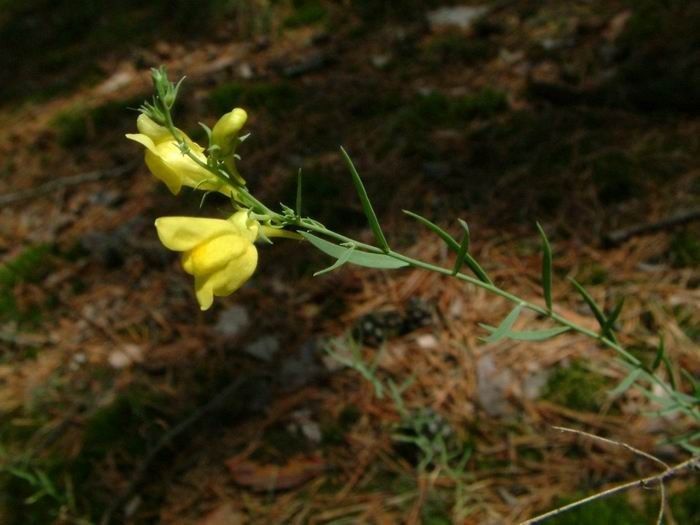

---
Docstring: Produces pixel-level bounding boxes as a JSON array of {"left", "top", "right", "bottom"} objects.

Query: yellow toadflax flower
[
  {"left": 155, "top": 211, "right": 260, "bottom": 310},
  {"left": 126, "top": 114, "right": 230, "bottom": 196}
]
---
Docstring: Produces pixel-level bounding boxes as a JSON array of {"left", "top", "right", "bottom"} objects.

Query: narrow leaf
[
  {"left": 300, "top": 232, "right": 408, "bottom": 269},
  {"left": 681, "top": 368, "right": 700, "bottom": 397},
  {"left": 341, "top": 147, "right": 389, "bottom": 252},
  {"left": 505, "top": 326, "right": 570, "bottom": 341},
  {"left": 462, "top": 252, "right": 492, "bottom": 284},
  {"left": 452, "top": 228, "right": 470, "bottom": 275},
  {"left": 601, "top": 297, "right": 625, "bottom": 344},
  {"left": 609, "top": 368, "right": 642, "bottom": 399},
  {"left": 295, "top": 168, "right": 303, "bottom": 217},
  {"left": 482, "top": 303, "right": 525, "bottom": 343},
  {"left": 402, "top": 210, "right": 460, "bottom": 252},
  {"left": 651, "top": 335, "right": 665, "bottom": 372},
  {"left": 480, "top": 325, "right": 570, "bottom": 341},
  {"left": 313, "top": 245, "right": 355, "bottom": 276},
  {"left": 457, "top": 219, "right": 471, "bottom": 253},
  {"left": 570, "top": 278, "right": 608, "bottom": 332},
  {"left": 455, "top": 219, "right": 492, "bottom": 283},
  {"left": 536, "top": 222, "right": 553, "bottom": 312}
]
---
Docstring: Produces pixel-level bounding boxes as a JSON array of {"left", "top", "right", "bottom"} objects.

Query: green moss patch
[{"left": 543, "top": 361, "right": 607, "bottom": 412}]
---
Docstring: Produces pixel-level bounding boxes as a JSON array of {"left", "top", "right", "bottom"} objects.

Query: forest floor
[{"left": 0, "top": 1, "right": 699, "bottom": 524}]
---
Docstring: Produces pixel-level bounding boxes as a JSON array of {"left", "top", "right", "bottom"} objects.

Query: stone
[
  {"left": 214, "top": 305, "right": 250, "bottom": 339},
  {"left": 243, "top": 335, "right": 279, "bottom": 362},
  {"left": 427, "top": 5, "right": 490, "bottom": 31}
]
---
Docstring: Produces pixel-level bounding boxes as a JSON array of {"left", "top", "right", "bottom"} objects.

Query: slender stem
[
  {"left": 296, "top": 222, "right": 700, "bottom": 422},
  {"left": 518, "top": 456, "right": 699, "bottom": 525}
]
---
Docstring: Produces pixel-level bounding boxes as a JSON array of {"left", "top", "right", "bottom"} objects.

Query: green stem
[{"left": 298, "top": 222, "right": 700, "bottom": 422}]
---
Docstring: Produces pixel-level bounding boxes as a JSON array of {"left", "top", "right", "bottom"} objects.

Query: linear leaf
[
  {"left": 481, "top": 303, "right": 525, "bottom": 343},
  {"left": 480, "top": 325, "right": 570, "bottom": 341},
  {"left": 601, "top": 297, "right": 625, "bottom": 344},
  {"left": 295, "top": 168, "right": 303, "bottom": 217},
  {"left": 651, "top": 335, "right": 665, "bottom": 372},
  {"left": 402, "top": 210, "right": 460, "bottom": 252},
  {"left": 462, "top": 252, "right": 492, "bottom": 284},
  {"left": 536, "top": 222, "right": 553, "bottom": 312},
  {"left": 313, "top": 245, "right": 355, "bottom": 276},
  {"left": 300, "top": 232, "right": 408, "bottom": 269},
  {"left": 341, "top": 147, "right": 389, "bottom": 252},
  {"left": 456, "top": 219, "right": 492, "bottom": 284},
  {"left": 452, "top": 228, "right": 470, "bottom": 275},
  {"left": 609, "top": 368, "right": 642, "bottom": 399},
  {"left": 504, "top": 326, "right": 570, "bottom": 341},
  {"left": 570, "top": 278, "right": 608, "bottom": 333}
]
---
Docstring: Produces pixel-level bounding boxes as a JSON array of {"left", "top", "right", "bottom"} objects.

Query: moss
[
  {"left": 543, "top": 361, "right": 607, "bottom": 412},
  {"left": 0, "top": 244, "right": 54, "bottom": 326},
  {"left": 422, "top": 492, "right": 452, "bottom": 525},
  {"left": 545, "top": 493, "right": 647, "bottom": 525},
  {"left": 669, "top": 229, "right": 700, "bottom": 268},
  {"left": 284, "top": 0, "right": 327, "bottom": 28},
  {"left": 670, "top": 483, "right": 700, "bottom": 525},
  {"left": 207, "top": 81, "right": 300, "bottom": 116}
]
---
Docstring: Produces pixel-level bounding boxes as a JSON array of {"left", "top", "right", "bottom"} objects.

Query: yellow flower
[
  {"left": 126, "top": 114, "right": 230, "bottom": 196},
  {"left": 155, "top": 211, "right": 260, "bottom": 310}
]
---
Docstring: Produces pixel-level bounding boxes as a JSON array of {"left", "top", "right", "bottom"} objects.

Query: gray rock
[
  {"left": 427, "top": 5, "right": 490, "bottom": 31},
  {"left": 214, "top": 305, "right": 250, "bottom": 339},
  {"left": 243, "top": 335, "right": 280, "bottom": 362},
  {"left": 476, "top": 354, "right": 513, "bottom": 416}
]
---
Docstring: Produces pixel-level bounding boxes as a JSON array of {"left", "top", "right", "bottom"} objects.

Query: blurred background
[{"left": 0, "top": 1, "right": 698, "bottom": 523}]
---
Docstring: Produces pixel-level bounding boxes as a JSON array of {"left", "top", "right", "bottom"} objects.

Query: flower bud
[{"left": 211, "top": 108, "right": 248, "bottom": 156}]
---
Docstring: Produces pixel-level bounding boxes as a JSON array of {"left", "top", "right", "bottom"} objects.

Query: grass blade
[
  {"left": 341, "top": 146, "right": 389, "bottom": 252},
  {"left": 569, "top": 278, "right": 608, "bottom": 333},
  {"left": 402, "top": 210, "right": 460, "bottom": 252},
  {"left": 536, "top": 222, "right": 553, "bottom": 312}
]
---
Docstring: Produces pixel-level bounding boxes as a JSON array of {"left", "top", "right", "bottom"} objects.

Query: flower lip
[{"left": 154, "top": 213, "right": 261, "bottom": 310}]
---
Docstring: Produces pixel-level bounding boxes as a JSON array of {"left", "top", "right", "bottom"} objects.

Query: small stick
[
  {"left": 551, "top": 426, "right": 669, "bottom": 469},
  {"left": 519, "top": 427, "right": 699, "bottom": 525},
  {"left": 603, "top": 208, "right": 700, "bottom": 247},
  {"left": 0, "top": 162, "right": 136, "bottom": 206}
]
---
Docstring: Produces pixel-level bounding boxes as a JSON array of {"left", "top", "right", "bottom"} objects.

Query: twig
[
  {"left": 99, "top": 378, "right": 244, "bottom": 525},
  {"left": 603, "top": 208, "right": 700, "bottom": 247},
  {"left": 0, "top": 162, "right": 136, "bottom": 206},
  {"left": 519, "top": 428, "right": 699, "bottom": 525},
  {"left": 551, "top": 426, "right": 669, "bottom": 469}
]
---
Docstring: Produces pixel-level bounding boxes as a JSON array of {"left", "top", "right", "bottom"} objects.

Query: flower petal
[
  {"left": 145, "top": 150, "right": 183, "bottom": 194},
  {"left": 188, "top": 234, "right": 249, "bottom": 275},
  {"left": 125, "top": 133, "right": 158, "bottom": 155},
  {"left": 155, "top": 217, "right": 235, "bottom": 251},
  {"left": 192, "top": 244, "right": 257, "bottom": 310}
]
